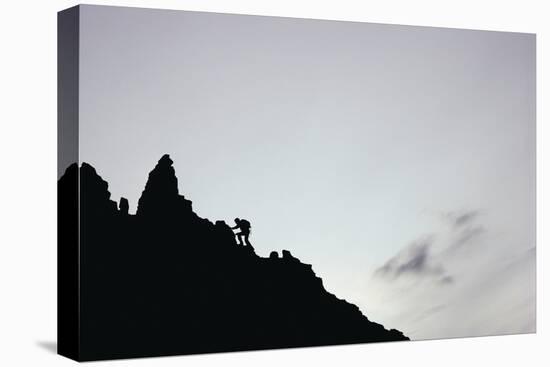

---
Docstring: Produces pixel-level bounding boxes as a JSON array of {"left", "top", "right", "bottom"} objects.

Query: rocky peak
[
  {"left": 136, "top": 154, "right": 192, "bottom": 217},
  {"left": 80, "top": 162, "right": 117, "bottom": 214}
]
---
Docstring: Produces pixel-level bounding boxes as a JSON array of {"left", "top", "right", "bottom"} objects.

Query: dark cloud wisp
[
  {"left": 444, "top": 210, "right": 481, "bottom": 229},
  {"left": 375, "top": 237, "right": 451, "bottom": 284}
]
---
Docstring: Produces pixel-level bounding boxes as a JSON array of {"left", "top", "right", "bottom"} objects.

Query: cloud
[
  {"left": 443, "top": 210, "right": 481, "bottom": 229},
  {"left": 451, "top": 225, "right": 485, "bottom": 249},
  {"left": 375, "top": 209, "right": 487, "bottom": 285},
  {"left": 442, "top": 210, "right": 486, "bottom": 251},
  {"left": 375, "top": 236, "right": 451, "bottom": 284},
  {"left": 366, "top": 208, "right": 535, "bottom": 341},
  {"left": 439, "top": 275, "right": 454, "bottom": 284}
]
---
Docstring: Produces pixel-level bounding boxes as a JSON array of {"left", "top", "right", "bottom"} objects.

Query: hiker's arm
[{"left": 230, "top": 225, "right": 238, "bottom": 230}]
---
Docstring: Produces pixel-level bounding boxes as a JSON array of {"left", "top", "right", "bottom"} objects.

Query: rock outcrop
[{"left": 58, "top": 154, "right": 408, "bottom": 361}]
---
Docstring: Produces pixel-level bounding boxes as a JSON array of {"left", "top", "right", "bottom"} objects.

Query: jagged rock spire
[
  {"left": 136, "top": 154, "right": 192, "bottom": 217},
  {"left": 80, "top": 162, "right": 118, "bottom": 214}
]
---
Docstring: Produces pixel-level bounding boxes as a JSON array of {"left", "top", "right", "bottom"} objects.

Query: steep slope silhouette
[{"left": 58, "top": 154, "right": 408, "bottom": 361}]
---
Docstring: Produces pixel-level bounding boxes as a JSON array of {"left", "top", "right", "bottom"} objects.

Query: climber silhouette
[{"left": 231, "top": 218, "right": 252, "bottom": 246}]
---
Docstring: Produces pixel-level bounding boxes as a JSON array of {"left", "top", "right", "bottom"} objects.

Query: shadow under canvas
[{"left": 36, "top": 341, "right": 57, "bottom": 354}]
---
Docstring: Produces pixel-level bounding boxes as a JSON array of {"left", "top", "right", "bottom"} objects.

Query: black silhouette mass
[{"left": 58, "top": 154, "right": 408, "bottom": 361}]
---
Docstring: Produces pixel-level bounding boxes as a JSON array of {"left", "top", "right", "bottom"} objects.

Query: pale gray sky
[{"left": 74, "top": 5, "right": 535, "bottom": 340}]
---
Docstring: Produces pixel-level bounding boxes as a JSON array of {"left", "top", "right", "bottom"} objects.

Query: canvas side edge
[{"left": 57, "top": 5, "right": 81, "bottom": 362}]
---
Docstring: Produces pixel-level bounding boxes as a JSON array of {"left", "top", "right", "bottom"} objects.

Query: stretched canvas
[{"left": 58, "top": 5, "right": 536, "bottom": 361}]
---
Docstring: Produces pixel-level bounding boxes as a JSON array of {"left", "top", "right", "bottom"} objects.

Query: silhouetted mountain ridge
[{"left": 58, "top": 154, "right": 408, "bottom": 361}]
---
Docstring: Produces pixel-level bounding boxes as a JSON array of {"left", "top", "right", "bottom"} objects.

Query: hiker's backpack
[{"left": 240, "top": 219, "right": 251, "bottom": 230}]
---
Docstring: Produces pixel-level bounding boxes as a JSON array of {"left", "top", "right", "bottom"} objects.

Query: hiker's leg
[
  {"left": 244, "top": 233, "right": 251, "bottom": 247},
  {"left": 236, "top": 232, "right": 244, "bottom": 245}
]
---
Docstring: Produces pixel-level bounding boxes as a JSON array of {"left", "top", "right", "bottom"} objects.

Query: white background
[{"left": 0, "top": 0, "right": 547, "bottom": 366}]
